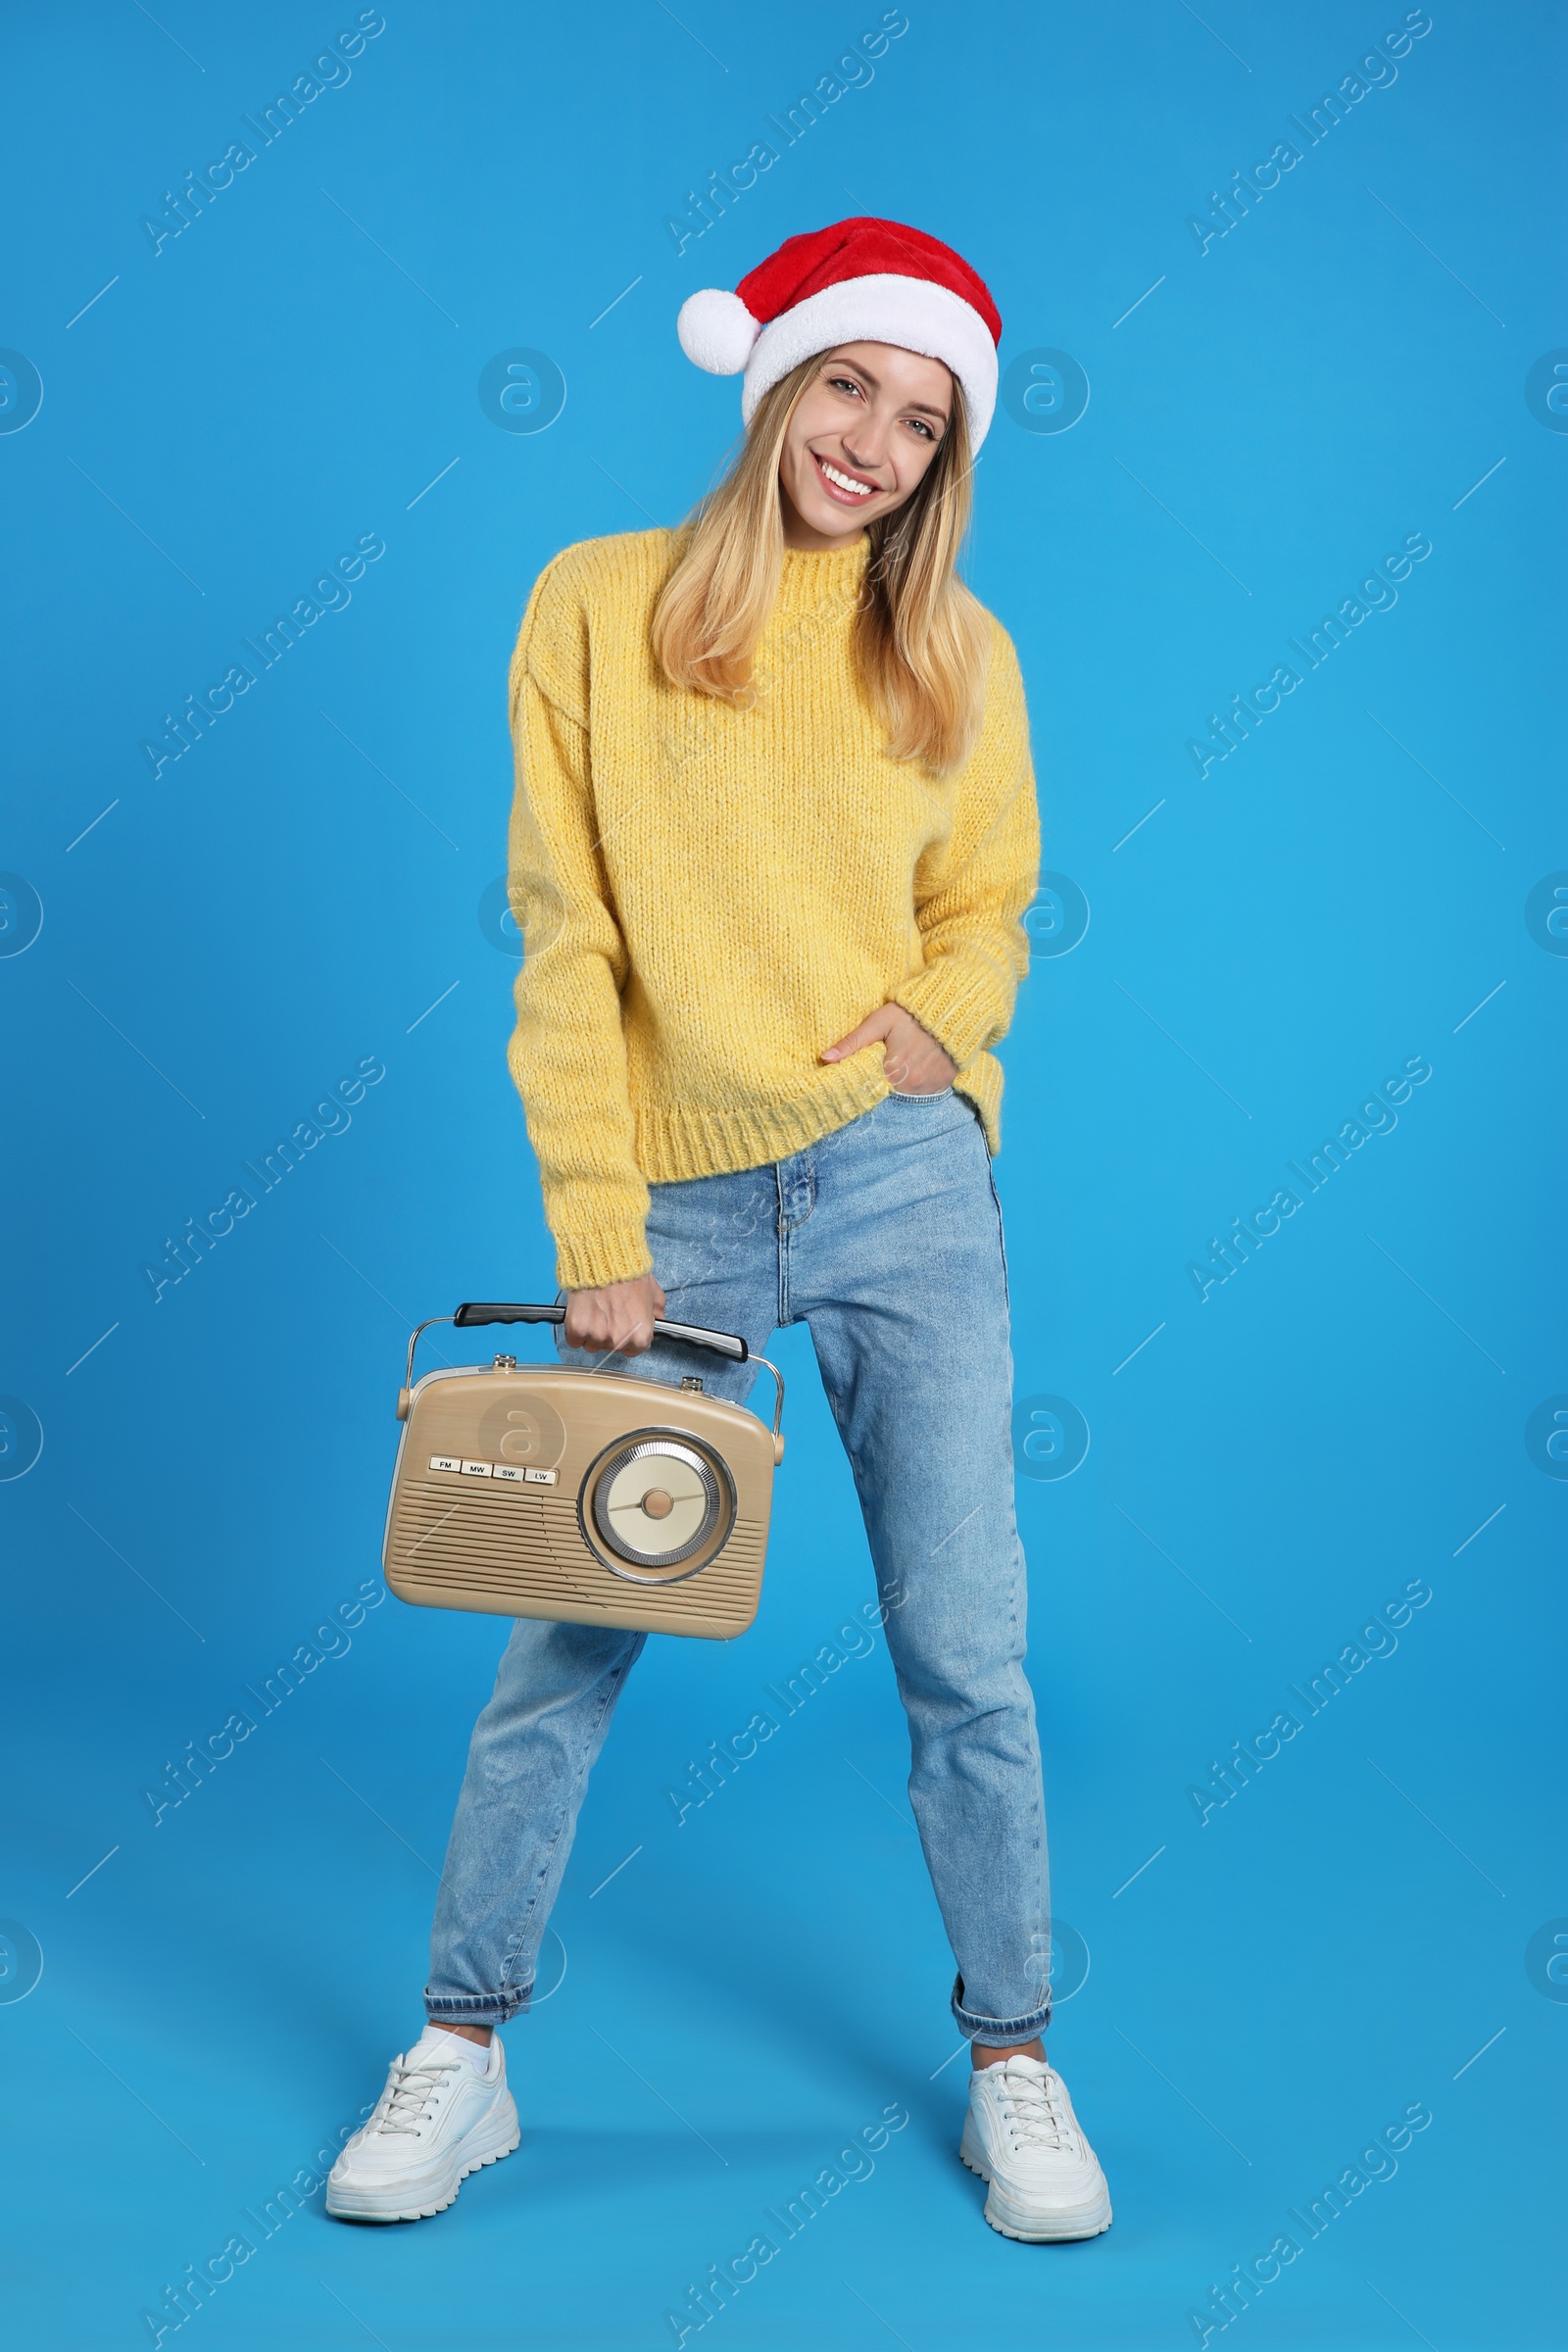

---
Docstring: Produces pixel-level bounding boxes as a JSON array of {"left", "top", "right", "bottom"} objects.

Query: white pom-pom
[{"left": 676, "top": 288, "right": 759, "bottom": 376}]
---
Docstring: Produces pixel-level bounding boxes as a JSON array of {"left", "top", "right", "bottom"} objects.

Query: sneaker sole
[
  {"left": 326, "top": 2101, "right": 521, "bottom": 2223},
  {"left": 959, "top": 2135, "right": 1113, "bottom": 2242}
]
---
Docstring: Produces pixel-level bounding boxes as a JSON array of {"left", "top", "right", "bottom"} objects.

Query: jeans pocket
[{"left": 887, "top": 1084, "right": 956, "bottom": 1100}]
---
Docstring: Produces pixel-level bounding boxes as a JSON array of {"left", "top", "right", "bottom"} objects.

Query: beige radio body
[{"left": 382, "top": 1304, "right": 784, "bottom": 1642}]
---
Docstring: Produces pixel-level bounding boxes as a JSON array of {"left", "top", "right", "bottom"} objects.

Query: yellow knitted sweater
[{"left": 505, "top": 527, "right": 1040, "bottom": 1291}]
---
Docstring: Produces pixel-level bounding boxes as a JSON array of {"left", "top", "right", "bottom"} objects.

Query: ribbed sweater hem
[
  {"left": 628, "top": 1055, "right": 1004, "bottom": 1187},
  {"left": 631, "top": 1062, "right": 893, "bottom": 1185}
]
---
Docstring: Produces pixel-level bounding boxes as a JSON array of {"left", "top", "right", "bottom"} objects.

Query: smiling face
[{"left": 777, "top": 341, "right": 955, "bottom": 550}]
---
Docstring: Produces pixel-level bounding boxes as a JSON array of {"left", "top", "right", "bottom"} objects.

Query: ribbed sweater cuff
[
  {"left": 894, "top": 955, "right": 1008, "bottom": 1073},
  {"left": 552, "top": 1215, "right": 654, "bottom": 1294}
]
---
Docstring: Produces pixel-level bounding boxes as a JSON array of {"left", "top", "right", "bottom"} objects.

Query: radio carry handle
[{"left": 400, "top": 1302, "right": 783, "bottom": 1444}]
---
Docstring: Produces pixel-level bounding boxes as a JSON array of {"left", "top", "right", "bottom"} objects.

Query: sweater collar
[{"left": 772, "top": 531, "right": 870, "bottom": 622}]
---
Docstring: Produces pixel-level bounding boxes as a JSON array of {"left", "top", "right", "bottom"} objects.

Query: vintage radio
[{"left": 382, "top": 1302, "right": 785, "bottom": 1641}]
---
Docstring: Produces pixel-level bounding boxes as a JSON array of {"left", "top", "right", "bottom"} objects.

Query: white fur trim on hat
[
  {"left": 676, "top": 288, "right": 760, "bottom": 376},
  {"left": 738, "top": 273, "right": 1000, "bottom": 448}
]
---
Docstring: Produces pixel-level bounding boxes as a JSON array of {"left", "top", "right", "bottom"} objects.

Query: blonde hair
[{"left": 651, "top": 353, "right": 990, "bottom": 773}]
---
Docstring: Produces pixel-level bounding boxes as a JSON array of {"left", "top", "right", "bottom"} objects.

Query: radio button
[
  {"left": 428, "top": 1455, "right": 461, "bottom": 1475},
  {"left": 460, "top": 1460, "right": 493, "bottom": 1479}
]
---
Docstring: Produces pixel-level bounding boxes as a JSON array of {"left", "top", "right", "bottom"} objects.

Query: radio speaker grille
[{"left": 387, "top": 1478, "right": 764, "bottom": 1634}]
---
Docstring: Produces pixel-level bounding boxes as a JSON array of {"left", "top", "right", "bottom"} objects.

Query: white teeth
[{"left": 818, "top": 458, "right": 874, "bottom": 496}]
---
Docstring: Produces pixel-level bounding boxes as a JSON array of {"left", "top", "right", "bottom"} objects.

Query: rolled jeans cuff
[
  {"left": 425, "top": 1986, "right": 532, "bottom": 2027},
  {"left": 951, "top": 1973, "right": 1052, "bottom": 2048}
]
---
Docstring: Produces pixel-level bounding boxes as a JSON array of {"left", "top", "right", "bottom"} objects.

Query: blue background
[{"left": 3, "top": 2, "right": 1563, "bottom": 2345}]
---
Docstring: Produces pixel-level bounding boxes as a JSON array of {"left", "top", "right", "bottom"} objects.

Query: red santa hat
[{"left": 677, "top": 217, "right": 1004, "bottom": 449}]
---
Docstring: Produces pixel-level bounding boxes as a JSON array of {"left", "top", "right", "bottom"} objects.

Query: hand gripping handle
[
  {"left": 398, "top": 1302, "right": 778, "bottom": 1435},
  {"left": 452, "top": 1299, "right": 748, "bottom": 1361}
]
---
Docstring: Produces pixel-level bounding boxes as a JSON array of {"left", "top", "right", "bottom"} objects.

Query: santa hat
[{"left": 677, "top": 217, "right": 1003, "bottom": 450}]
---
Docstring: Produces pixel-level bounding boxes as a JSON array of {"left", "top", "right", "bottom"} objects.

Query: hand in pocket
[{"left": 820, "top": 1002, "right": 957, "bottom": 1095}]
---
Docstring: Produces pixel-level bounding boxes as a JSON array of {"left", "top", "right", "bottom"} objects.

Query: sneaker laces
[
  {"left": 372, "top": 2056, "right": 461, "bottom": 2137},
  {"left": 996, "top": 2063, "right": 1072, "bottom": 2151}
]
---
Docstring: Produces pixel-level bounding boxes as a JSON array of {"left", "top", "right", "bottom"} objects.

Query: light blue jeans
[{"left": 426, "top": 1090, "right": 1054, "bottom": 2045}]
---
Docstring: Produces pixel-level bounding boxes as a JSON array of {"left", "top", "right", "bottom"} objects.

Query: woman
[{"left": 327, "top": 218, "right": 1111, "bottom": 2243}]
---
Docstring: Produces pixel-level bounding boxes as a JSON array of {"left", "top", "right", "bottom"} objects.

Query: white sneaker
[
  {"left": 326, "top": 2029, "right": 520, "bottom": 2222},
  {"left": 960, "top": 2055, "right": 1112, "bottom": 2240}
]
